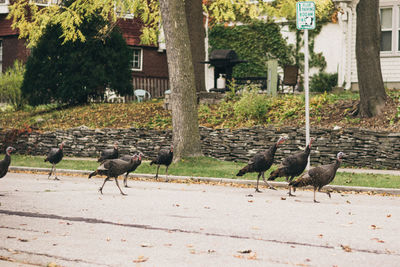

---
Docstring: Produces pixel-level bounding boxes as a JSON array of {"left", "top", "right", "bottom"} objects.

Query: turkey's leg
[
  {"left": 53, "top": 166, "right": 60, "bottom": 180},
  {"left": 288, "top": 176, "right": 295, "bottom": 196},
  {"left": 115, "top": 177, "right": 126, "bottom": 195},
  {"left": 123, "top": 172, "right": 130, "bottom": 188},
  {"left": 99, "top": 177, "right": 110, "bottom": 194},
  {"left": 155, "top": 165, "right": 160, "bottom": 179},
  {"left": 255, "top": 173, "right": 262, "bottom": 193},
  {"left": 48, "top": 164, "right": 54, "bottom": 179},
  {"left": 262, "top": 172, "right": 276, "bottom": 190},
  {"left": 313, "top": 188, "right": 319, "bottom": 203},
  {"left": 165, "top": 166, "right": 169, "bottom": 182}
]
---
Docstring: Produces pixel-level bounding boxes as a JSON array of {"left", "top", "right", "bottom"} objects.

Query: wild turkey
[
  {"left": 150, "top": 145, "right": 173, "bottom": 181},
  {"left": 98, "top": 143, "right": 118, "bottom": 163},
  {"left": 44, "top": 142, "right": 64, "bottom": 180},
  {"left": 268, "top": 138, "right": 314, "bottom": 196},
  {"left": 0, "top": 147, "right": 16, "bottom": 179},
  {"left": 289, "top": 152, "right": 345, "bottom": 203},
  {"left": 119, "top": 152, "right": 143, "bottom": 187},
  {"left": 236, "top": 137, "right": 286, "bottom": 192},
  {"left": 88, "top": 155, "right": 138, "bottom": 195}
]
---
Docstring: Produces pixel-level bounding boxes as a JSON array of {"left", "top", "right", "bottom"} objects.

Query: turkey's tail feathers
[
  {"left": 236, "top": 165, "right": 250, "bottom": 176},
  {"left": 268, "top": 168, "right": 286, "bottom": 181},
  {"left": 88, "top": 171, "right": 97, "bottom": 179},
  {"left": 289, "top": 173, "right": 312, "bottom": 188}
]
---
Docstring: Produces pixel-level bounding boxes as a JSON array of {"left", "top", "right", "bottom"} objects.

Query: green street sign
[{"left": 296, "top": 1, "right": 316, "bottom": 30}]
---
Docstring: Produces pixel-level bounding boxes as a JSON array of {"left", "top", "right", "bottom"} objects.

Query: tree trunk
[
  {"left": 356, "top": 0, "right": 387, "bottom": 117},
  {"left": 185, "top": 0, "right": 206, "bottom": 92},
  {"left": 159, "top": 0, "right": 202, "bottom": 161}
]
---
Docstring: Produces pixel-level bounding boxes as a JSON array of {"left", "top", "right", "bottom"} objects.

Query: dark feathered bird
[
  {"left": 119, "top": 152, "right": 143, "bottom": 187},
  {"left": 237, "top": 137, "right": 286, "bottom": 192},
  {"left": 150, "top": 145, "right": 173, "bottom": 181},
  {"left": 98, "top": 143, "right": 119, "bottom": 163},
  {"left": 88, "top": 155, "right": 139, "bottom": 195},
  {"left": 0, "top": 147, "right": 16, "bottom": 179},
  {"left": 44, "top": 142, "right": 64, "bottom": 180},
  {"left": 268, "top": 138, "right": 314, "bottom": 196},
  {"left": 289, "top": 152, "right": 345, "bottom": 203}
]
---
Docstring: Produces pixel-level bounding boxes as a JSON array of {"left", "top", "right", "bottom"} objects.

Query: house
[
  {"left": 0, "top": 0, "right": 169, "bottom": 99},
  {"left": 332, "top": 0, "right": 400, "bottom": 90}
]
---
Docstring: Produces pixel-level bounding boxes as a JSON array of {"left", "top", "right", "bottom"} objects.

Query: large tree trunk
[
  {"left": 356, "top": 0, "right": 387, "bottom": 117},
  {"left": 185, "top": 0, "right": 206, "bottom": 92},
  {"left": 159, "top": 0, "right": 202, "bottom": 161}
]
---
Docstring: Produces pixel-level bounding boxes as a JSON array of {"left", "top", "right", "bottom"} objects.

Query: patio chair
[{"left": 134, "top": 89, "right": 151, "bottom": 102}]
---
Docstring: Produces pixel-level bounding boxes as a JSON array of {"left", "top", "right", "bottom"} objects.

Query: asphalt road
[{"left": 0, "top": 172, "right": 399, "bottom": 267}]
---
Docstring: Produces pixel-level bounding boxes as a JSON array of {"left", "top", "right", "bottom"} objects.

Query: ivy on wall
[{"left": 208, "top": 20, "right": 295, "bottom": 78}]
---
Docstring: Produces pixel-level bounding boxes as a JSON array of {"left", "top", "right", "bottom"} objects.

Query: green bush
[
  {"left": 0, "top": 60, "right": 26, "bottom": 110},
  {"left": 233, "top": 85, "right": 271, "bottom": 122},
  {"left": 310, "top": 72, "right": 338, "bottom": 92}
]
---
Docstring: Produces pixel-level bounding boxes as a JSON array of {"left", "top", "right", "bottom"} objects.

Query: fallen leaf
[
  {"left": 247, "top": 253, "right": 257, "bottom": 260},
  {"left": 341, "top": 245, "right": 352, "bottom": 252},
  {"left": 281, "top": 197, "right": 286, "bottom": 200},
  {"left": 164, "top": 243, "right": 172, "bottom": 247},
  {"left": 141, "top": 243, "right": 152, "bottom": 247},
  {"left": 318, "top": 234, "right": 323, "bottom": 238},
  {"left": 387, "top": 214, "right": 392, "bottom": 218},
  {"left": 189, "top": 249, "right": 196, "bottom": 254},
  {"left": 186, "top": 244, "right": 194, "bottom": 248},
  {"left": 18, "top": 238, "right": 28, "bottom": 242},
  {"left": 295, "top": 199, "right": 302, "bottom": 202},
  {"left": 246, "top": 194, "right": 253, "bottom": 197},
  {"left": 106, "top": 237, "right": 111, "bottom": 241},
  {"left": 234, "top": 254, "right": 245, "bottom": 259},
  {"left": 238, "top": 249, "right": 252, "bottom": 254},
  {"left": 121, "top": 239, "right": 126, "bottom": 242},
  {"left": 204, "top": 206, "right": 210, "bottom": 209},
  {"left": 133, "top": 256, "right": 148, "bottom": 263},
  {"left": 208, "top": 249, "right": 216, "bottom": 253},
  {"left": 248, "top": 200, "right": 253, "bottom": 203},
  {"left": 346, "top": 200, "right": 351, "bottom": 204},
  {"left": 7, "top": 236, "right": 16, "bottom": 239},
  {"left": 371, "top": 238, "right": 385, "bottom": 243}
]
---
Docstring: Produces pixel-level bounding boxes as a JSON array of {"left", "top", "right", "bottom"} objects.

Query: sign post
[{"left": 296, "top": 1, "right": 315, "bottom": 169}]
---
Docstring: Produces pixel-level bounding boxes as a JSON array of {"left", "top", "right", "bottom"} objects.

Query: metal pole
[{"left": 304, "top": 29, "right": 310, "bottom": 170}]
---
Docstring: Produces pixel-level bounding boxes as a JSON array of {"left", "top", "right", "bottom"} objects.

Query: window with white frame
[
  {"left": 30, "top": 0, "right": 61, "bottom": 6},
  {"left": 131, "top": 48, "right": 142, "bottom": 71},
  {"left": 380, "top": 5, "right": 400, "bottom": 54}
]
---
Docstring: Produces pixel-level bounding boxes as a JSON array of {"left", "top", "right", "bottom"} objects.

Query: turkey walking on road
[
  {"left": 44, "top": 142, "right": 64, "bottom": 180},
  {"left": 89, "top": 155, "right": 139, "bottom": 195},
  {"left": 119, "top": 152, "right": 143, "bottom": 187},
  {"left": 268, "top": 138, "right": 314, "bottom": 196},
  {"left": 150, "top": 145, "right": 173, "bottom": 181},
  {"left": 289, "top": 152, "right": 345, "bottom": 203},
  {"left": 0, "top": 147, "right": 16, "bottom": 179},
  {"left": 98, "top": 143, "right": 119, "bottom": 163},
  {"left": 237, "top": 137, "right": 286, "bottom": 192}
]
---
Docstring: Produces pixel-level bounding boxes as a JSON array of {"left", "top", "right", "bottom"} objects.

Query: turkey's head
[
  {"left": 277, "top": 136, "right": 287, "bottom": 146},
  {"left": 308, "top": 138, "right": 315, "bottom": 148},
  {"left": 337, "top": 152, "right": 345, "bottom": 162},
  {"left": 170, "top": 145, "right": 174, "bottom": 152},
  {"left": 6, "top": 147, "right": 16, "bottom": 156},
  {"left": 138, "top": 152, "right": 144, "bottom": 161},
  {"left": 114, "top": 142, "right": 118, "bottom": 149},
  {"left": 59, "top": 142, "right": 65, "bottom": 150}
]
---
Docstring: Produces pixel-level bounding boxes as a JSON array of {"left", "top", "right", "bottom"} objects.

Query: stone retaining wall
[{"left": 1, "top": 126, "right": 399, "bottom": 169}]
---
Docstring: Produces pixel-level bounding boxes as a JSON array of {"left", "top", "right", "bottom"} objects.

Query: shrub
[
  {"left": 0, "top": 60, "right": 26, "bottom": 110},
  {"left": 22, "top": 14, "right": 133, "bottom": 106},
  {"left": 310, "top": 72, "right": 338, "bottom": 92},
  {"left": 233, "top": 85, "right": 271, "bottom": 122}
]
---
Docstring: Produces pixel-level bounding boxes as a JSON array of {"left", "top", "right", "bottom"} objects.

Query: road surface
[{"left": 0, "top": 172, "right": 399, "bottom": 266}]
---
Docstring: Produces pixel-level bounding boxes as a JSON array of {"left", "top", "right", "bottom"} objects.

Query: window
[
  {"left": 381, "top": 8, "right": 392, "bottom": 52},
  {"left": 131, "top": 48, "right": 142, "bottom": 71},
  {"left": 30, "top": 0, "right": 60, "bottom": 6},
  {"left": 380, "top": 5, "right": 400, "bottom": 54}
]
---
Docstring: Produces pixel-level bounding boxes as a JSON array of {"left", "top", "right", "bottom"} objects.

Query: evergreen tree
[{"left": 22, "top": 15, "right": 132, "bottom": 106}]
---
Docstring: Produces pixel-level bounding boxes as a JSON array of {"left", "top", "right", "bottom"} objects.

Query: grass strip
[{"left": 8, "top": 154, "right": 400, "bottom": 189}]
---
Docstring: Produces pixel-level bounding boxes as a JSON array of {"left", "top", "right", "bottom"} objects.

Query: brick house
[{"left": 0, "top": 0, "right": 169, "bottom": 99}]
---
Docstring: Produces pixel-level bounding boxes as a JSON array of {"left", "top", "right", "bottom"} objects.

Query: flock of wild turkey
[{"left": 0, "top": 137, "right": 344, "bottom": 203}]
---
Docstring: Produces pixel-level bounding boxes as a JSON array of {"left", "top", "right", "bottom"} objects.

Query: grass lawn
[{"left": 9, "top": 154, "right": 400, "bottom": 189}]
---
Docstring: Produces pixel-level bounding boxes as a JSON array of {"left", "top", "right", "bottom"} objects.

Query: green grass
[{"left": 8, "top": 154, "right": 400, "bottom": 189}]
